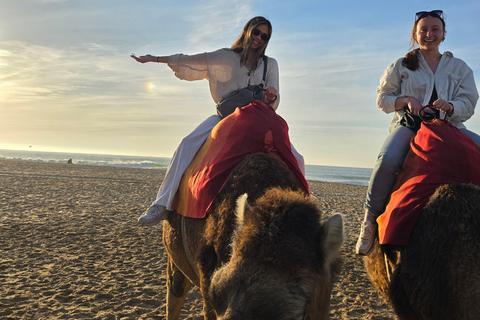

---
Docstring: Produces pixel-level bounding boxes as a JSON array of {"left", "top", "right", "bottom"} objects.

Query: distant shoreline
[
  {"left": 0, "top": 158, "right": 364, "bottom": 187},
  {"left": 0, "top": 149, "right": 373, "bottom": 186}
]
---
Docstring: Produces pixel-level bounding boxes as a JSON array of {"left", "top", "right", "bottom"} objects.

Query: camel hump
[
  {"left": 397, "top": 183, "right": 480, "bottom": 319},
  {"left": 426, "top": 183, "right": 480, "bottom": 220},
  {"left": 419, "top": 183, "right": 480, "bottom": 258},
  {"left": 324, "top": 213, "right": 344, "bottom": 259},
  {"left": 365, "top": 184, "right": 480, "bottom": 319}
]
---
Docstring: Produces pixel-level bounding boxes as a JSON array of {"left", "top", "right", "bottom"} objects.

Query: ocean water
[{"left": 0, "top": 149, "right": 372, "bottom": 186}]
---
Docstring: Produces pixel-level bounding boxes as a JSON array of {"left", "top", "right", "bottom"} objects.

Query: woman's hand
[
  {"left": 264, "top": 86, "right": 278, "bottom": 103},
  {"left": 396, "top": 97, "right": 422, "bottom": 115},
  {"left": 131, "top": 54, "right": 168, "bottom": 64},
  {"left": 405, "top": 97, "right": 423, "bottom": 115},
  {"left": 130, "top": 54, "right": 159, "bottom": 64},
  {"left": 432, "top": 98, "right": 454, "bottom": 114},
  {"left": 131, "top": 54, "right": 153, "bottom": 63}
]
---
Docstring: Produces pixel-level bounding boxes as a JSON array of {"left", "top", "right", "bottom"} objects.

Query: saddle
[
  {"left": 172, "top": 100, "right": 309, "bottom": 219},
  {"left": 378, "top": 119, "right": 480, "bottom": 245}
]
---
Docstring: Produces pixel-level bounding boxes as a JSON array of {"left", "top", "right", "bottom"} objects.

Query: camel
[
  {"left": 364, "top": 183, "right": 480, "bottom": 320},
  {"left": 162, "top": 153, "right": 345, "bottom": 320}
]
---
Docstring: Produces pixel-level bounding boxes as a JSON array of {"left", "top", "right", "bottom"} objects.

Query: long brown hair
[
  {"left": 230, "top": 16, "right": 272, "bottom": 70},
  {"left": 403, "top": 12, "right": 446, "bottom": 71}
]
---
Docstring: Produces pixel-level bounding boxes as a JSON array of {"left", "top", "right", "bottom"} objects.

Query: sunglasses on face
[
  {"left": 415, "top": 10, "right": 443, "bottom": 20},
  {"left": 252, "top": 27, "right": 270, "bottom": 42}
]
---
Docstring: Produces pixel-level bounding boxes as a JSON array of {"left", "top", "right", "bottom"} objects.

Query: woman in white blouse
[
  {"left": 131, "top": 16, "right": 305, "bottom": 226},
  {"left": 355, "top": 10, "right": 480, "bottom": 255}
]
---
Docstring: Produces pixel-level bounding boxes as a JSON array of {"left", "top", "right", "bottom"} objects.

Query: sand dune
[{"left": 0, "top": 160, "right": 394, "bottom": 319}]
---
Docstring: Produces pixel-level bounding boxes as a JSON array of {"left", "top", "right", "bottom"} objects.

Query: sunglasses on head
[
  {"left": 415, "top": 10, "right": 443, "bottom": 20},
  {"left": 252, "top": 27, "right": 270, "bottom": 42}
]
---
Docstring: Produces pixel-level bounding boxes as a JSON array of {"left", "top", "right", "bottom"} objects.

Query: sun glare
[{"left": 145, "top": 82, "right": 155, "bottom": 92}]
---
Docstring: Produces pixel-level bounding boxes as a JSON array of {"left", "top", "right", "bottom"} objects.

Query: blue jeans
[{"left": 364, "top": 124, "right": 480, "bottom": 217}]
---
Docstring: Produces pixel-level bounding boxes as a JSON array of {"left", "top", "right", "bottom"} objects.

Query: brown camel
[
  {"left": 163, "top": 153, "right": 344, "bottom": 320},
  {"left": 364, "top": 183, "right": 480, "bottom": 320}
]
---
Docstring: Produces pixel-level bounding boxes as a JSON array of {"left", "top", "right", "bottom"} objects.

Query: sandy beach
[{"left": 0, "top": 160, "right": 395, "bottom": 319}]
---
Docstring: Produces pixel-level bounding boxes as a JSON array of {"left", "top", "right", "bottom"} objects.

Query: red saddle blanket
[
  {"left": 378, "top": 120, "right": 480, "bottom": 245},
  {"left": 172, "top": 101, "right": 309, "bottom": 218}
]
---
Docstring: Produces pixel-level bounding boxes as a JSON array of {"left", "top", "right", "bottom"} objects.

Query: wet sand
[{"left": 0, "top": 160, "right": 395, "bottom": 319}]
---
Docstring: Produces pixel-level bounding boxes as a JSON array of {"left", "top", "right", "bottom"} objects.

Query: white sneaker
[
  {"left": 138, "top": 204, "right": 169, "bottom": 226},
  {"left": 355, "top": 221, "right": 377, "bottom": 255}
]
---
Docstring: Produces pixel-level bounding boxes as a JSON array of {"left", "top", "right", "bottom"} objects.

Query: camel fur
[
  {"left": 364, "top": 183, "right": 480, "bottom": 320},
  {"left": 163, "top": 153, "right": 344, "bottom": 320}
]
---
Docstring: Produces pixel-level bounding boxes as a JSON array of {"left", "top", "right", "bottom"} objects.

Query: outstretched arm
[{"left": 130, "top": 54, "right": 168, "bottom": 64}]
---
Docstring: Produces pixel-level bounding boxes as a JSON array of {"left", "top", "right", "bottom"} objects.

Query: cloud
[
  {"left": 181, "top": 0, "right": 255, "bottom": 50},
  {"left": 37, "top": 0, "right": 71, "bottom": 2},
  {"left": 0, "top": 40, "right": 158, "bottom": 106}
]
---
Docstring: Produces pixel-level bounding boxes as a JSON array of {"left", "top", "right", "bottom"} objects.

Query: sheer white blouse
[{"left": 167, "top": 48, "right": 280, "bottom": 110}]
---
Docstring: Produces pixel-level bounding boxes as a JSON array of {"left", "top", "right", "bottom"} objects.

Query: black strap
[
  {"left": 262, "top": 56, "right": 278, "bottom": 104},
  {"left": 262, "top": 56, "right": 268, "bottom": 85}
]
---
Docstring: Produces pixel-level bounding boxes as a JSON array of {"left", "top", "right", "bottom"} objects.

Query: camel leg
[
  {"left": 389, "top": 265, "right": 422, "bottom": 320},
  {"left": 202, "top": 297, "right": 216, "bottom": 320},
  {"left": 363, "top": 241, "right": 391, "bottom": 299},
  {"left": 166, "top": 256, "right": 192, "bottom": 320}
]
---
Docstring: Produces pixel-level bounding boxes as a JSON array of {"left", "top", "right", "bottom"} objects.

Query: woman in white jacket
[
  {"left": 356, "top": 10, "right": 480, "bottom": 255},
  {"left": 131, "top": 17, "right": 305, "bottom": 226}
]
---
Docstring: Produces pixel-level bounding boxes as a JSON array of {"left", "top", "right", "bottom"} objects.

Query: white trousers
[{"left": 153, "top": 114, "right": 306, "bottom": 210}]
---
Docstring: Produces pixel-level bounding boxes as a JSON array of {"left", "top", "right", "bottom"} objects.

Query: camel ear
[
  {"left": 323, "top": 213, "right": 345, "bottom": 257},
  {"left": 235, "top": 193, "right": 249, "bottom": 229}
]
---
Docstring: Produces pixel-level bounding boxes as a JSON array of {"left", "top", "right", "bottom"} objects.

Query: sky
[{"left": 1, "top": 0, "right": 480, "bottom": 168}]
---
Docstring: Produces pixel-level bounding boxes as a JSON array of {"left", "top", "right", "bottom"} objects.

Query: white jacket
[{"left": 377, "top": 51, "right": 479, "bottom": 130}]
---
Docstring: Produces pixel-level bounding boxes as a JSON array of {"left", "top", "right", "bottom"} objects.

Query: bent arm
[
  {"left": 376, "top": 59, "right": 424, "bottom": 115},
  {"left": 376, "top": 61, "right": 403, "bottom": 114},
  {"left": 447, "top": 66, "right": 479, "bottom": 123}
]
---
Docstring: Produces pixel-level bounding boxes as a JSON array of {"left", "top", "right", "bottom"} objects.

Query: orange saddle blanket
[
  {"left": 172, "top": 101, "right": 309, "bottom": 219},
  {"left": 378, "top": 120, "right": 480, "bottom": 245}
]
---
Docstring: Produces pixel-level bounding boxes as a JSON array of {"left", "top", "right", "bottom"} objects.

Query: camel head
[{"left": 209, "top": 188, "right": 344, "bottom": 320}]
